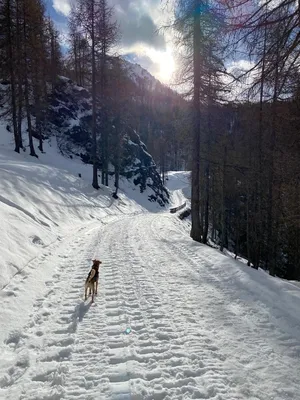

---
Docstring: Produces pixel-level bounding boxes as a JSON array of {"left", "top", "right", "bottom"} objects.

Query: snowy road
[
  {"left": 167, "top": 172, "right": 190, "bottom": 209},
  {"left": 1, "top": 212, "right": 300, "bottom": 400}
]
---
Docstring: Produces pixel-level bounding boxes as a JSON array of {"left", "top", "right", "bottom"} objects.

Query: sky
[{"left": 45, "top": 0, "right": 176, "bottom": 84}]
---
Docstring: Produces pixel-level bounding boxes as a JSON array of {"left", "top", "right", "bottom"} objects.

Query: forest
[{"left": 0, "top": 0, "right": 299, "bottom": 280}]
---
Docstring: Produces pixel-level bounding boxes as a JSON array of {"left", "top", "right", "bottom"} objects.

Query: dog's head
[{"left": 92, "top": 259, "right": 102, "bottom": 269}]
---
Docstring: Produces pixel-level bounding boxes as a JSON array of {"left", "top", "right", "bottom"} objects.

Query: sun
[
  {"left": 159, "top": 50, "right": 175, "bottom": 83},
  {"left": 147, "top": 48, "right": 175, "bottom": 84}
]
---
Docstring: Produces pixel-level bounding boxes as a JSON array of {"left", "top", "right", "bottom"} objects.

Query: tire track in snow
[
  {"left": 126, "top": 215, "right": 238, "bottom": 400},
  {"left": 64, "top": 218, "right": 194, "bottom": 400},
  {"left": 2, "top": 212, "right": 299, "bottom": 400},
  {"left": 0, "top": 226, "right": 104, "bottom": 400},
  {"left": 63, "top": 215, "right": 238, "bottom": 400},
  {"left": 148, "top": 213, "right": 300, "bottom": 400}
]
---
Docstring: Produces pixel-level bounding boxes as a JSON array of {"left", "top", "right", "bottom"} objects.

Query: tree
[
  {"left": 71, "top": 0, "right": 118, "bottom": 189},
  {"left": 169, "top": 0, "right": 227, "bottom": 243},
  {"left": 107, "top": 58, "right": 131, "bottom": 197},
  {"left": 0, "top": 0, "right": 20, "bottom": 152},
  {"left": 97, "top": 0, "right": 118, "bottom": 187},
  {"left": 0, "top": 0, "right": 62, "bottom": 156}
]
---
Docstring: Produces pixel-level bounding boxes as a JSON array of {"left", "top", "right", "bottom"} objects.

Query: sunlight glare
[{"left": 148, "top": 48, "right": 175, "bottom": 84}]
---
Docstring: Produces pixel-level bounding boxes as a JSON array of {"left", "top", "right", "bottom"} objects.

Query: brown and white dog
[{"left": 84, "top": 259, "right": 102, "bottom": 303}]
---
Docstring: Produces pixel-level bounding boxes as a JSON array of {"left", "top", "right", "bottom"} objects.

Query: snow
[
  {"left": 167, "top": 171, "right": 191, "bottom": 208},
  {"left": 122, "top": 60, "right": 170, "bottom": 94},
  {"left": 0, "top": 124, "right": 164, "bottom": 300},
  {"left": 0, "top": 129, "right": 147, "bottom": 291},
  {"left": 0, "top": 130, "right": 300, "bottom": 400}
]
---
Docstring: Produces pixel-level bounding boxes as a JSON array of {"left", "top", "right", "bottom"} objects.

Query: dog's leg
[
  {"left": 95, "top": 281, "right": 98, "bottom": 295},
  {"left": 84, "top": 286, "right": 88, "bottom": 301}
]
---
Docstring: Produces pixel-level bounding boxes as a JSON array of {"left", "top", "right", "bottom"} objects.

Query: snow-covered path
[
  {"left": 167, "top": 172, "right": 190, "bottom": 209},
  {"left": 1, "top": 210, "right": 300, "bottom": 400}
]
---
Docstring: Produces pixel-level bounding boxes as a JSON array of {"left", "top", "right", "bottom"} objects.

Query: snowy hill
[
  {"left": 0, "top": 125, "right": 168, "bottom": 291},
  {"left": 123, "top": 60, "right": 172, "bottom": 94},
  {"left": 1, "top": 75, "right": 170, "bottom": 209},
  {"left": 48, "top": 77, "right": 169, "bottom": 206}
]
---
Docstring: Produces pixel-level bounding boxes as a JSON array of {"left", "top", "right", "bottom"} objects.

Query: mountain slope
[
  {"left": 0, "top": 124, "right": 168, "bottom": 291},
  {"left": 46, "top": 76, "right": 169, "bottom": 206}
]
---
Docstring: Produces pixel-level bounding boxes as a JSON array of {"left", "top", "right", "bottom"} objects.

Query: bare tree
[{"left": 73, "top": 0, "right": 118, "bottom": 189}]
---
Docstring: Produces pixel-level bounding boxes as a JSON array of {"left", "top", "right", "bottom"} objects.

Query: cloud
[
  {"left": 110, "top": 0, "right": 166, "bottom": 51},
  {"left": 48, "top": 0, "right": 170, "bottom": 81},
  {"left": 120, "top": 13, "right": 166, "bottom": 51},
  {"left": 223, "top": 59, "right": 257, "bottom": 101},
  {"left": 228, "top": 59, "right": 255, "bottom": 74},
  {"left": 52, "top": 0, "right": 70, "bottom": 15},
  {"left": 51, "top": 0, "right": 166, "bottom": 50}
]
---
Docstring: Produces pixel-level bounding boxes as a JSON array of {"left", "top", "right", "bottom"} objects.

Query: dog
[{"left": 85, "top": 259, "right": 102, "bottom": 303}]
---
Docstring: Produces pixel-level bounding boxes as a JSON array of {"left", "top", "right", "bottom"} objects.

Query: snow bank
[
  {"left": 0, "top": 126, "right": 156, "bottom": 290},
  {"left": 166, "top": 171, "right": 191, "bottom": 210}
]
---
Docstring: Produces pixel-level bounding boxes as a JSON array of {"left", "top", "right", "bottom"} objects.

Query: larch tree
[
  {"left": 0, "top": 0, "right": 62, "bottom": 156},
  {"left": 168, "top": 0, "right": 227, "bottom": 243},
  {"left": 0, "top": 0, "right": 20, "bottom": 152},
  {"left": 72, "top": 0, "right": 118, "bottom": 189}
]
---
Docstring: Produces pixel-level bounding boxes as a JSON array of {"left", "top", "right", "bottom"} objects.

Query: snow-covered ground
[
  {"left": 166, "top": 171, "right": 190, "bottom": 208},
  {"left": 1, "top": 130, "right": 300, "bottom": 400},
  {"left": 0, "top": 126, "right": 164, "bottom": 291}
]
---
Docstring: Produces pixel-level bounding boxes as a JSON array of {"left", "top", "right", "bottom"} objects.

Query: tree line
[
  {"left": 0, "top": 0, "right": 185, "bottom": 196},
  {"left": 0, "top": 0, "right": 61, "bottom": 155},
  {"left": 166, "top": 0, "right": 300, "bottom": 280},
  {"left": 2, "top": 0, "right": 298, "bottom": 279}
]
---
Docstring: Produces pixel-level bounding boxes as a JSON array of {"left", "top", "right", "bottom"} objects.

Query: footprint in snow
[
  {"left": 4, "top": 290, "right": 17, "bottom": 297},
  {"left": 31, "top": 235, "right": 44, "bottom": 246}
]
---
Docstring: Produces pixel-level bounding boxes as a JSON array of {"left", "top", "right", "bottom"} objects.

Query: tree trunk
[
  {"left": 34, "top": 63, "right": 43, "bottom": 152},
  {"left": 7, "top": 0, "right": 20, "bottom": 153},
  {"left": 203, "top": 95, "right": 212, "bottom": 244},
  {"left": 235, "top": 209, "right": 239, "bottom": 260},
  {"left": 202, "top": 161, "right": 210, "bottom": 244},
  {"left": 113, "top": 120, "right": 121, "bottom": 198},
  {"left": 16, "top": 0, "right": 23, "bottom": 149},
  {"left": 24, "top": 83, "right": 37, "bottom": 157},
  {"left": 23, "top": 1, "right": 37, "bottom": 158},
  {"left": 17, "top": 83, "right": 23, "bottom": 149},
  {"left": 220, "top": 145, "right": 227, "bottom": 252},
  {"left": 267, "top": 50, "right": 279, "bottom": 276},
  {"left": 103, "top": 35, "right": 109, "bottom": 187},
  {"left": 256, "top": 19, "right": 267, "bottom": 270},
  {"left": 101, "top": 132, "right": 105, "bottom": 185},
  {"left": 91, "top": 0, "right": 99, "bottom": 190},
  {"left": 246, "top": 179, "right": 251, "bottom": 267},
  {"left": 190, "top": 0, "right": 202, "bottom": 242}
]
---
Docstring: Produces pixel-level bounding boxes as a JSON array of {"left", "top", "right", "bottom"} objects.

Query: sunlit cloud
[
  {"left": 49, "top": 0, "right": 175, "bottom": 83},
  {"left": 52, "top": 0, "right": 70, "bottom": 16},
  {"left": 224, "top": 59, "right": 256, "bottom": 101}
]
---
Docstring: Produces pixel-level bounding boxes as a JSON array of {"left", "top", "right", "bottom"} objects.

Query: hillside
[
  {"left": 0, "top": 123, "right": 168, "bottom": 292},
  {"left": 46, "top": 75, "right": 169, "bottom": 206}
]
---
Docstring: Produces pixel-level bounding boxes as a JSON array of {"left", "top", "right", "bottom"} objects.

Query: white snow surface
[
  {"left": 1, "top": 130, "right": 300, "bottom": 399},
  {"left": 167, "top": 171, "right": 191, "bottom": 208}
]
